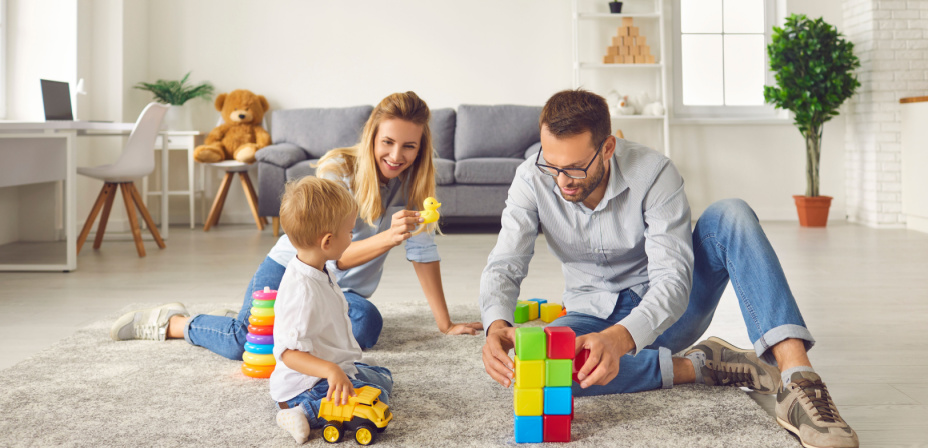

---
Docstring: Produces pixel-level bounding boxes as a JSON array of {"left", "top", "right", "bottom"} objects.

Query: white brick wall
[{"left": 843, "top": 0, "right": 928, "bottom": 227}]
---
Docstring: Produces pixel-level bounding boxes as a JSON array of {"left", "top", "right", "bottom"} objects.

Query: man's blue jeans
[
  {"left": 550, "top": 199, "right": 815, "bottom": 396},
  {"left": 184, "top": 257, "right": 384, "bottom": 360},
  {"left": 278, "top": 363, "right": 394, "bottom": 429}
]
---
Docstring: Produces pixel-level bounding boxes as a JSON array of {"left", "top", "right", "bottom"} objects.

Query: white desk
[
  {"left": 0, "top": 121, "right": 186, "bottom": 271},
  {"left": 142, "top": 131, "right": 205, "bottom": 234}
]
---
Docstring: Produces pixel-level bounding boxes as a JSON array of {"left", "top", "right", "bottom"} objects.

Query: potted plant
[
  {"left": 609, "top": 0, "right": 623, "bottom": 13},
  {"left": 134, "top": 72, "right": 214, "bottom": 130},
  {"left": 764, "top": 14, "right": 860, "bottom": 227}
]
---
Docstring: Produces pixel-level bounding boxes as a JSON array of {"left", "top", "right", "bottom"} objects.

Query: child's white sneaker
[{"left": 277, "top": 405, "right": 311, "bottom": 444}]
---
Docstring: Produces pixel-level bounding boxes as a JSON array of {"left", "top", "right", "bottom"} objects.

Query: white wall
[{"left": 3, "top": 0, "right": 856, "bottom": 237}]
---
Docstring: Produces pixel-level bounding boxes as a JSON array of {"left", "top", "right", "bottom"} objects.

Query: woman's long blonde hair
[{"left": 316, "top": 91, "right": 438, "bottom": 235}]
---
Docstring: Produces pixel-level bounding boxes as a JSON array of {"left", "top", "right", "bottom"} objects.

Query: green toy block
[
  {"left": 515, "top": 327, "right": 546, "bottom": 361},
  {"left": 546, "top": 359, "right": 573, "bottom": 387},
  {"left": 515, "top": 356, "right": 545, "bottom": 389},
  {"left": 514, "top": 303, "right": 530, "bottom": 324}
]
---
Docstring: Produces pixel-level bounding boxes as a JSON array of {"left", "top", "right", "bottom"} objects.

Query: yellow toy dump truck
[{"left": 318, "top": 386, "right": 393, "bottom": 445}]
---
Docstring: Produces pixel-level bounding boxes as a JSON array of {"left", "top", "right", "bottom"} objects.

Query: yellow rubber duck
[{"left": 420, "top": 197, "right": 442, "bottom": 224}]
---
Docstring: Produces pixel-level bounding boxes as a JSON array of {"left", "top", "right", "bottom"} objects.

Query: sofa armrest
[
  {"left": 255, "top": 143, "right": 308, "bottom": 168},
  {"left": 524, "top": 142, "right": 542, "bottom": 160}
]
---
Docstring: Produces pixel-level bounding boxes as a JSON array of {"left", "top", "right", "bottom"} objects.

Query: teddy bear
[{"left": 193, "top": 89, "right": 271, "bottom": 164}]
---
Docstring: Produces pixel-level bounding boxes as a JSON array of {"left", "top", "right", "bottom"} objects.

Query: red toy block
[
  {"left": 572, "top": 348, "right": 591, "bottom": 383},
  {"left": 543, "top": 414, "right": 571, "bottom": 442},
  {"left": 544, "top": 327, "right": 576, "bottom": 360}
]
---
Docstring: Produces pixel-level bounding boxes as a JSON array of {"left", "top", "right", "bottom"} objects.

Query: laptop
[{"left": 40, "top": 79, "right": 74, "bottom": 121}]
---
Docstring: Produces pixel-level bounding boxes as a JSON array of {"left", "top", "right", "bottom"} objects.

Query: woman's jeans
[
  {"left": 184, "top": 257, "right": 384, "bottom": 360},
  {"left": 279, "top": 363, "right": 394, "bottom": 429},
  {"left": 551, "top": 199, "right": 815, "bottom": 396}
]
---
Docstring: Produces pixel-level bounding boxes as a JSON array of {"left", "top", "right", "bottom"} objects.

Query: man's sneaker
[
  {"left": 684, "top": 336, "right": 781, "bottom": 394},
  {"left": 109, "top": 302, "right": 189, "bottom": 341},
  {"left": 206, "top": 308, "right": 238, "bottom": 319},
  {"left": 776, "top": 371, "right": 858, "bottom": 448}
]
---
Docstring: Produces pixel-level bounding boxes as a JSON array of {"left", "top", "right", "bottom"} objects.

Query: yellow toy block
[
  {"left": 513, "top": 387, "right": 544, "bottom": 416},
  {"left": 540, "top": 303, "right": 563, "bottom": 323},
  {"left": 515, "top": 356, "right": 546, "bottom": 389},
  {"left": 517, "top": 301, "right": 539, "bottom": 321}
]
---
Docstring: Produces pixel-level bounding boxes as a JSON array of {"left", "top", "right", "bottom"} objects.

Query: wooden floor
[{"left": 1, "top": 221, "right": 926, "bottom": 446}]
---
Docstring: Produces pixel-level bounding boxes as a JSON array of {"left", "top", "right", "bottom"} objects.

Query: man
[{"left": 479, "top": 90, "right": 857, "bottom": 448}]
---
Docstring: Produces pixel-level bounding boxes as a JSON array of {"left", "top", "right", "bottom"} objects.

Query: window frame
[
  {"left": 672, "top": 0, "right": 783, "bottom": 119},
  {"left": 0, "top": 0, "right": 6, "bottom": 119}
]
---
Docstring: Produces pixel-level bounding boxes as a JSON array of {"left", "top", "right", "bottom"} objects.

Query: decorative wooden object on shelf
[{"left": 603, "top": 17, "right": 656, "bottom": 64}]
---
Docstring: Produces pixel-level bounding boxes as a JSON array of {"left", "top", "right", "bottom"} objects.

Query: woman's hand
[
  {"left": 442, "top": 321, "right": 484, "bottom": 335},
  {"left": 385, "top": 210, "right": 423, "bottom": 247},
  {"left": 325, "top": 365, "right": 356, "bottom": 406}
]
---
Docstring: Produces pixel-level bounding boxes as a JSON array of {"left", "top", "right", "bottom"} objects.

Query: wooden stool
[{"left": 204, "top": 161, "right": 267, "bottom": 231}]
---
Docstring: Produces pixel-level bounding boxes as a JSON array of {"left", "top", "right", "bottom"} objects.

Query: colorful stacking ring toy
[{"left": 241, "top": 286, "right": 278, "bottom": 379}]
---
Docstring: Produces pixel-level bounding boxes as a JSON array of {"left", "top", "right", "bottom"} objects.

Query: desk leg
[
  {"left": 161, "top": 133, "right": 169, "bottom": 238},
  {"left": 187, "top": 137, "right": 196, "bottom": 229},
  {"left": 66, "top": 132, "right": 76, "bottom": 271}
]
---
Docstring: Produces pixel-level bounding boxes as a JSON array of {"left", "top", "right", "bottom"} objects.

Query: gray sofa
[{"left": 256, "top": 104, "right": 543, "bottom": 228}]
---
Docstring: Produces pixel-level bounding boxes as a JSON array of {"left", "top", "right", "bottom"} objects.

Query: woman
[{"left": 111, "top": 91, "right": 482, "bottom": 358}]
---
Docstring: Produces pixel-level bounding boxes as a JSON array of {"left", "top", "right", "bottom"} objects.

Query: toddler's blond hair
[{"left": 279, "top": 176, "right": 358, "bottom": 249}]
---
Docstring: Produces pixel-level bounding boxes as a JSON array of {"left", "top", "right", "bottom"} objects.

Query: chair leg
[
  {"left": 93, "top": 184, "right": 118, "bottom": 250},
  {"left": 239, "top": 172, "right": 265, "bottom": 230},
  {"left": 77, "top": 183, "right": 113, "bottom": 254},
  {"left": 273, "top": 217, "right": 280, "bottom": 238},
  {"left": 204, "top": 172, "right": 234, "bottom": 231},
  {"left": 120, "top": 184, "right": 146, "bottom": 257},
  {"left": 128, "top": 183, "right": 166, "bottom": 249}
]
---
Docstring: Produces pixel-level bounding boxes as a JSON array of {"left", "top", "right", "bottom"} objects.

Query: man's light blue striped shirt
[{"left": 479, "top": 140, "right": 694, "bottom": 354}]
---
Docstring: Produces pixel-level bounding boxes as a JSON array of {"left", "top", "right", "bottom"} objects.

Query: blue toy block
[
  {"left": 543, "top": 387, "right": 572, "bottom": 415},
  {"left": 528, "top": 298, "right": 547, "bottom": 306},
  {"left": 514, "top": 415, "right": 543, "bottom": 443}
]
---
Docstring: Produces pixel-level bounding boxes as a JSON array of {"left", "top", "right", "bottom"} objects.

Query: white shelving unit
[{"left": 571, "top": 0, "right": 671, "bottom": 157}]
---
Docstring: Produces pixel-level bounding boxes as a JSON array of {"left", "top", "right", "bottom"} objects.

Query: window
[{"left": 672, "top": 0, "right": 781, "bottom": 119}]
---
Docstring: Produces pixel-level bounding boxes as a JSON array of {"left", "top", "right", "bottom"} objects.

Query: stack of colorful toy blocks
[
  {"left": 241, "top": 286, "right": 277, "bottom": 378},
  {"left": 516, "top": 298, "right": 566, "bottom": 324},
  {"left": 603, "top": 17, "right": 657, "bottom": 64},
  {"left": 513, "top": 326, "right": 575, "bottom": 443}
]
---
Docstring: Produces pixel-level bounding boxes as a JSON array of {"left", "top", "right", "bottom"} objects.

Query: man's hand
[
  {"left": 443, "top": 321, "right": 484, "bottom": 336},
  {"left": 325, "top": 364, "right": 356, "bottom": 406},
  {"left": 574, "top": 325, "right": 635, "bottom": 389},
  {"left": 481, "top": 320, "right": 516, "bottom": 387},
  {"left": 384, "top": 210, "right": 422, "bottom": 246}
]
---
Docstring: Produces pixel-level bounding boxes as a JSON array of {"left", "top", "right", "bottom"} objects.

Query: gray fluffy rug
[{"left": 0, "top": 303, "right": 798, "bottom": 447}]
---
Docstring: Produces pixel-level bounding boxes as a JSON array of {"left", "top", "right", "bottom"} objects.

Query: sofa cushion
[
  {"left": 454, "top": 105, "right": 542, "bottom": 160},
  {"left": 270, "top": 106, "right": 373, "bottom": 158},
  {"left": 454, "top": 158, "right": 523, "bottom": 185},
  {"left": 433, "top": 158, "right": 455, "bottom": 186},
  {"left": 431, "top": 108, "right": 456, "bottom": 161},
  {"left": 285, "top": 159, "right": 320, "bottom": 181},
  {"left": 255, "top": 143, "right": 307, "bottom": 168}
]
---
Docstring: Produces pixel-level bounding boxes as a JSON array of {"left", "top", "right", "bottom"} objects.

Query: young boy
[{"left": 271, "top": 176, "right": 393, "bottom": 444}]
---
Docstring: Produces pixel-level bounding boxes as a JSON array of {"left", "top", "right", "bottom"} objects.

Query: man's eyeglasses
[{"left": 534, "top": 138, "right": 606, "bottom": 180}]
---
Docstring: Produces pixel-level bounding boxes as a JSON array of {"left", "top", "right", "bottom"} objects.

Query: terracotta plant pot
[
  {"left": 609, "top": 2, "right": 623, "bottom": 13},
  {"left": 793, "top": 195, "right": 832, "bottom": 227}
]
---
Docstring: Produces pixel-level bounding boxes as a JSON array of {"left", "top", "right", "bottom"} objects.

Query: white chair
[
  {"left": 203, "top": 160, "right": 266, "bottom": 231},
  {"left": 76, "top": 102, "right": 169, "bottom": 257}
]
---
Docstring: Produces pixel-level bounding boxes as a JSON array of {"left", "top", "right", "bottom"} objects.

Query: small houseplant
[
  {"left": 134, "top": 72, "right": 214, "bottom": 130},
  {"left": 764, "top": 14, "right": 860, "bottom": 227}
]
